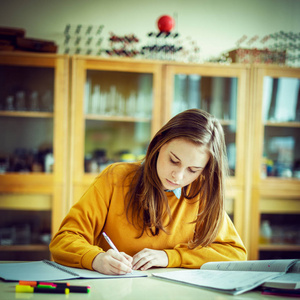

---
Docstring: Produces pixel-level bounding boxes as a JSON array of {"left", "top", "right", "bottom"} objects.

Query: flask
[
  {"left": 15, "top": 91, "right": 26, "bottom": 111},
  {"left": 259, "top": 220, "right": 272, "bottom": 244},
  {"left": 29, "top": 91, "right": 39, "bottom": 111},
  {"left": 5, "top": 95, "right": 14, "bottom": 111},
  {"left": 91, "top": 85, "right": 101, "bottom": 114},
  {"left": 44, "top": 151, "right": 54, "bottom": 173},
  {"left": 41, "top": 90, "right": 53, "bottom": 112}
]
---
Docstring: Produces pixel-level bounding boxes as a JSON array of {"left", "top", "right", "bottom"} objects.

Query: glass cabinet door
[
  {"left": 164, "top": 64, "right": 250, "bottom": 184},
  {"left": 84, "top": 70, "right": 154, "bottom": 173},
  {"left": 261, "top": 76, "right": 300, "bottom": 179},
  {"left": 171, "top": 74, "right": 238, "bottom": 176},
  {"left": 252, "top": 66, "right": 300, "bottom": 185},
  {"left": 0, "top": 65, "right": 54, "bottom": 173},
  {"left": 71, "top": 57, "right": 162, "bottom": 203}
]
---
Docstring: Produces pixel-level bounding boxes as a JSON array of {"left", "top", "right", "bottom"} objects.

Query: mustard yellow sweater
[{"left": 50, "top": 163, "right": 247, "bottom": 270}]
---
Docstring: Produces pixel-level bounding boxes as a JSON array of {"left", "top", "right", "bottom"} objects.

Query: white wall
[{"left": 1, "top": 0, "right": 299, "bottom": 61}]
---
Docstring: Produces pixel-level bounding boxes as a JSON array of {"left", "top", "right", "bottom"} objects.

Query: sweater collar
[{"left": 165, "top": 187, "right": 181, "bottom": 199}]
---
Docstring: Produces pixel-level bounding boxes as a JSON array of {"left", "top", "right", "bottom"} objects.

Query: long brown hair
[{"left": 125, "top": 109, "right": 228, "bottom": 248}]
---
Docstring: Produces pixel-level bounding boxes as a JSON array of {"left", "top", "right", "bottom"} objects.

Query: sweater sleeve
[
  {"left": 164, "top": 213, "right": 247, "bottom": 268},
  {"left": 49, "top": 169, "right": 113, "bottom": 270}
]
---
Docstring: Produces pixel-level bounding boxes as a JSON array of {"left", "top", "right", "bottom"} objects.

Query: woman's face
[{"left": 156, "top": 138, "right": 210, "bottom": 190}]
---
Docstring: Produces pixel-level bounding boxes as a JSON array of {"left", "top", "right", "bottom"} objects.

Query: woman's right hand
[{"left": 92, "top": 250, "right": 133, "bottom": 275}]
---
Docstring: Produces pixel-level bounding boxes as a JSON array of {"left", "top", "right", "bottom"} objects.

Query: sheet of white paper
[
  {"left": 0, "top": 260, "right": 146, "bottom": 281},
  {"left": 153, "top": 270, "right": 282, "bottom": 295}
]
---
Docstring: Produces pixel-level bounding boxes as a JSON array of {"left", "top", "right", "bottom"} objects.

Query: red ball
[{"left": 157, "top": 15, "right": 175, "bottom": 32}]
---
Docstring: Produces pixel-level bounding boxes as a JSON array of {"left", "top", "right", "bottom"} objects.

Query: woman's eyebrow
[
  {"left": 170, "top": 151, "right": 204, "bottom": 169},
  {"left": 170, "top": 151, "right": 180, "bottom": 161}
]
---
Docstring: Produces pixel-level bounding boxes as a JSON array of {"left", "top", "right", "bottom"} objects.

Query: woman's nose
[{"left": 171, "top": 169, "right": 184, "bottom": 182}]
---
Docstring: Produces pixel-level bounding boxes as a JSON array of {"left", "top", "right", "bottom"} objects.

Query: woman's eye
[
  {"left": 170, "top": 158, "right": 178, "bottom": 164},
  {"left": 189, "top": 168, "right": 197, "bottom": 174}
]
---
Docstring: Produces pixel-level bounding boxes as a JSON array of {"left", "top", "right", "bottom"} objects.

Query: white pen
[{"left": 102, "top": 232, "right": 120, "bottom": 253}]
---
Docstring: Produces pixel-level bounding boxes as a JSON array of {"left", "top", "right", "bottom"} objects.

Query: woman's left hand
[{"left": 132, "top": 248, "right": 168, "bottom": 271}]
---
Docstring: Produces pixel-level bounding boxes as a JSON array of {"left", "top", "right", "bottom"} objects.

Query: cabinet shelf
[
  {"left": 0, "top": 194, "right": 51, "bottom": 211},
  {"left": 0, "top": 244, "right": 49, "bottom": 252},
  {"left": 84, "top": 115, "right": 235, "bottom": 125},
  {"left": 85, "top": 114, "right": 151, "bottom": 122},
  {"left": 260, "top": 198, "right": 300, "bottom": 214},
  {"left": 259, "top": 244, "right": 300, "bottom": 252},
  {"left": 258, "top": 179, "right": 300, "bottom": 199},
  {"left": 219, "top": 120, "right": 236, "bottom": 126},
  {"left": 264, "top": 121, "right": 300, "bottom": 128},
  {"left": 0, "top": 173, "right": 53, "bottom": 194},
  {"left": 0, "top": 111, "right": 53, "bottom": 118}
]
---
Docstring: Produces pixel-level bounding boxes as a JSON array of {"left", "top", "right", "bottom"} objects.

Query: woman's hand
[
  {"left": 92, "top": 250, "right": 133, "bottom": 275},
  {"left": 132, "top": 248, "right": 168, "bottom": 271}
]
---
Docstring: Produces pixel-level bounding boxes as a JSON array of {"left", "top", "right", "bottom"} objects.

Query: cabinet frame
[
  {"left": 249, "top": 64, "right": 300, "bottom": 259},
  {"left": 0, "top": 52, "right": 69, "bottom": 256},
  {"left": 69, "top": 56, "right": 164, "bottom": 207}
]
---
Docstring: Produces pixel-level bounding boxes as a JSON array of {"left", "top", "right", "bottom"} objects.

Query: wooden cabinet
[
  {"left": 0, "top": 52, "right": 69, "bottom": 260},
  {"left": 249, "top": 65, "right": 300, "bottom": 260},
  {"left": 162, "top": 63, "right": 251, "bottom": 242},
  {"left": 69, "top": 56, "right": 164, "bottom": 205},
  {"left": 1, "top": 53, "right": 298, "bottom": 261}
]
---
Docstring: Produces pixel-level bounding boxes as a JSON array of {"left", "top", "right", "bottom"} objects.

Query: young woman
[{"left": 50, "top": 109, "right": 247, "bottom": 275}]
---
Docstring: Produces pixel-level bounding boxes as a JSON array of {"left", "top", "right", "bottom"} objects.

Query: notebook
[
  {"left": 152, "top": 259, "right": 299, "bottom": 295},
  {"left": 0, "top": 260, "right": 147, "bottom": 281}
]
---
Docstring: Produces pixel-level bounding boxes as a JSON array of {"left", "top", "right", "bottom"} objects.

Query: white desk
[{"left": 0, "top": 267, "right": 297, "bottom": 300}]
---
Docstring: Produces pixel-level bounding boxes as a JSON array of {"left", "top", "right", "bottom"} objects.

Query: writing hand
[
  {"left": 132, "top": 248, "right": 168, "bottom": 271},
  {"left": 92, "top": 250, "right": 133, "bottom": 275}
]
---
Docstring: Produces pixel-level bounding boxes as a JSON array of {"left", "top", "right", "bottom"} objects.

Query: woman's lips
[{"left": 166, "top": 179, "right": 179, "bottom": 187}]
